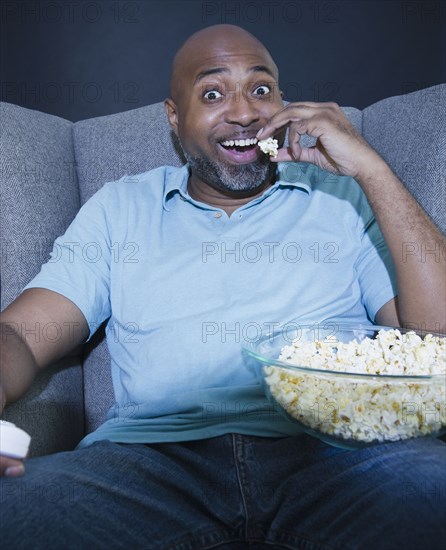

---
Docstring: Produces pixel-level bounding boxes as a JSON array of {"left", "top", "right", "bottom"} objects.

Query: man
[{"left": 1, "top": 24, "right": 445, "bottom": 548}]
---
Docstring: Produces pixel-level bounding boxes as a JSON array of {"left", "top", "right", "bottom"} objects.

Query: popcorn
[
  {"left": 264, "top": 329, "right": 446, "bottom": 444},
  {"left": 257, "top": 137, "right": 279, "bottom": 158}
]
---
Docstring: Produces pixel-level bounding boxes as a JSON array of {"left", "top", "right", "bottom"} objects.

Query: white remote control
[{"left": 0, "top": 420, "right": 31, "bottom": 459}]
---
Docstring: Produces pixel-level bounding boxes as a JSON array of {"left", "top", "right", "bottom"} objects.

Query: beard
[{"left": 182, "top": 148, "right": 276, "bottom": 195}]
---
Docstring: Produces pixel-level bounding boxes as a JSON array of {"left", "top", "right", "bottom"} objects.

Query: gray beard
[{"left": 182, "top": 149, "right": 275, "bottom": 194}]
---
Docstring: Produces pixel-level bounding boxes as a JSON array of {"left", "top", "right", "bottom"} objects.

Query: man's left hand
[{"left": 256, "top": 102, "right": 382, "bottom": 179}]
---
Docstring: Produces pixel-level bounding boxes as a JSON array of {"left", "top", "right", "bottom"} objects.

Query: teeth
[{"left": 221, "top": 137, "right": 258, "bottom": 147}]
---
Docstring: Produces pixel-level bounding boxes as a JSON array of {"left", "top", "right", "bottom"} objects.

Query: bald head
[{"left": 170, "top": 25, "right": 279, "bottom": 101}]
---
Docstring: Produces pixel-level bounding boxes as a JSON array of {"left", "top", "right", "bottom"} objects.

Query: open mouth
[
  {"left": 220, "top": 137, "right": 258, "bottom": 151},
  {"left": 218, "top": 137, "right": 260, "bottom": 163}
]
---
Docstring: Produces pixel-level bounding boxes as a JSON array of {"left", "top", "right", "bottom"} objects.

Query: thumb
[
  {"left": 295, "top": 146, "right": 317, "bottom": 164},
  {"left": 0, "top": 456, "right": 25, "bottom": 477},
  {"left": 298, "top": 145, "right": 340, "bottom": 174}
]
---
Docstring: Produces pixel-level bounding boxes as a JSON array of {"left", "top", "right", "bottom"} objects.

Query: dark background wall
[{"left": 1, "top": 0, "right": 445, "bottom": 122}]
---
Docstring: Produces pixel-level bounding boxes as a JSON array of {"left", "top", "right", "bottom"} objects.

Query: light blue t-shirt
[{"left": 25, "top": 162, "right": 397, "bottom": 447}]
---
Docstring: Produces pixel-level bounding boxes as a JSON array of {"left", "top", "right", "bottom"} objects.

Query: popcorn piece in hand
[{"left": 258, "top": 137, "right": 279, "bottom": 158}]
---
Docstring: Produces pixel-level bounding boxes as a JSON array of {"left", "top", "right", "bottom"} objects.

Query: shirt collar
[
  {"left": 163, "top": 164, "right": 191, "bottom": 210},
  {"left": 162, "top": 162, "right": 313, "bottom": 211}
]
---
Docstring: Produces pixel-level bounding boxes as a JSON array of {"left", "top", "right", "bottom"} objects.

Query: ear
[{"left": 164, "top": 98, "right": 179, "bottom": 137}]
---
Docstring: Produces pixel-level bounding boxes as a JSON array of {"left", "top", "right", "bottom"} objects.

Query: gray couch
[{"left": 1, "top": 84, "right": 445, "bottom": 457}]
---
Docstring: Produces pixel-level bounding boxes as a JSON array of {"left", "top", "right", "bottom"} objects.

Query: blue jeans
[{"left": 1, "top": 434, "right": 445, "bottom": 549}]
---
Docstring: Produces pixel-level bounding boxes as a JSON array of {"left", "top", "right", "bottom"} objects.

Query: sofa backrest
[
  {"left": 73, "top": 102, "right": 185, "bottom": 204},
  {"left": 362, "top": 84, "right": 445, "bottom": 232}
]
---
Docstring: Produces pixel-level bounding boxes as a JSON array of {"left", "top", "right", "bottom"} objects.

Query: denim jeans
[{"left": 1, "top": 434, "right": 445, "bottom": 549}]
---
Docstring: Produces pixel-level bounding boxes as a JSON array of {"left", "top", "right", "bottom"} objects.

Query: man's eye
[
  {"left": 253, "top": 85, "right": 271, "bottom": 96},
  {"left": 203, "top": 90, "right": 222, "bottom": 100}
]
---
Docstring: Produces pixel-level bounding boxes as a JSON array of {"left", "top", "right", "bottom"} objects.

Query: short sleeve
[
  {"left": 24, "top": 184, "right": 113, "bottom": 341},
  {"left": 355, "top": 207, "right": 398, "bottom": 322}
]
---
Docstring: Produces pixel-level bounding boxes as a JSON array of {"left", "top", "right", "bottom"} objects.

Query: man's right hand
[
  {"left": 0, "top": 387, "right": 22, "bottom": 476},
  {"left": 0, "top": 384, "right": 26, "bottom": 476},
  {"left": 0, "top": 288, "right": 89, "bottom": 477}
]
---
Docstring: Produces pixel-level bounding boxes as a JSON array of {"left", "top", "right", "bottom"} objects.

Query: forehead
[{"left": 192, "top": 53, "right": 277, "bottom": 83}]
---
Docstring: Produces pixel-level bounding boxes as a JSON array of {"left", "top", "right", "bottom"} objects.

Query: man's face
[{"left": 167, "top": 42, "right": 284, "bottom": 195}]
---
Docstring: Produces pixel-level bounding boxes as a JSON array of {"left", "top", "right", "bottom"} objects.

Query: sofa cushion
[
  {"left": 73, "top": 102, "right": 185, "bottom": 205},
  {"left": 0, "top": 103, "right": 81, "bottom": 306},
  {"left": 0, "top": 102, "right": 84, "bottom": 455},
  {"left": 362, "top": 84, "right": 445, "bottom": 234}
]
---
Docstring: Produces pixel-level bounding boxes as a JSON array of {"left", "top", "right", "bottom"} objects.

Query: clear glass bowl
[{"left": 243, "top": 324, "right": 446, "bottom": 450}]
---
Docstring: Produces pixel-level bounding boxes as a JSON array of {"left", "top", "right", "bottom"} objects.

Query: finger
[
  {"left": 270, "top": 146, "right": 296, "bottom": 162},
  {"left": 287, "top": 126, "right": 304, "bottom": 161},
  {"left": 295, "top": 146, "right": 317, "bottom": 165},
  {"left": 298, "top": 145, "right": 340, "bottom": 174},
  {"left": 0, "top": 456, "right": 25, "bottom": 477},
  {"left": 257, "top": 104, "right": 317, "bottom": 140}
]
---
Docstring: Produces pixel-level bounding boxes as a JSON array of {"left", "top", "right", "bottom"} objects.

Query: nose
[{"left": 223, "top": 92, "right": 261, "bottom": 127}]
